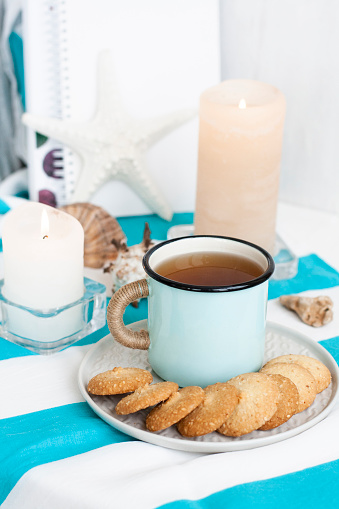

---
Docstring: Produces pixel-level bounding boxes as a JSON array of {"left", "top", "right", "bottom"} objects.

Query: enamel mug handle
[{"left": 106, "top": 279, "right": 150, "bottom": 350}]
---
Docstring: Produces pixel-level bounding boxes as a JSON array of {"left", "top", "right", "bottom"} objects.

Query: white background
[{"left": 220, "top": 0, "right": 339, "bottom": 215}]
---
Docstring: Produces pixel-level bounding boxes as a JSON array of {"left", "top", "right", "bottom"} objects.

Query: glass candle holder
[{"left": 0, "top": 277, "right": 106, "bottom": 354}]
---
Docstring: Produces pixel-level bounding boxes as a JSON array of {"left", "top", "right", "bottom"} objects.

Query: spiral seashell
[{"left": 60, "top": 203, "right": 126, "bottom": 268}]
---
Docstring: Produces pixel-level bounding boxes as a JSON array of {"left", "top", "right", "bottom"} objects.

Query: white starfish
[{"left": 22, "top": 50, "right": 196, "bottom": 220}]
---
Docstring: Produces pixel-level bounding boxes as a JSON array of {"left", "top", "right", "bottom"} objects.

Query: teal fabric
[
  {"left": 0, "top": 402, "right": 134, "bottom": 506},
  {"left": 0, "top": 336, "right": 36, "bottom": 360},
  {"left": 158, "top": 458, "right": 339, "bottom": 509},
  {"left": 268, "top": 254, "right": 339, "bottom": 300},
  {"left": 320, "top": 336, "right": 339, "bottom": 366},
  {"left": 8, "top": 32, "right": 25, "bottom": 109},
  {"left": 0, "top": 199, "right": 11, "bottom": 214},
  {"left": 15, "top": 190, "right": 29, "bottom": 199},
  {"left": 0, "top": 199, "right": 11, "bottom": 252}
]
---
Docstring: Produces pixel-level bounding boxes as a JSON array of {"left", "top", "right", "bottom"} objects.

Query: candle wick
[{"left": 43, "top": 235, "right": 48, "bottom": 240}]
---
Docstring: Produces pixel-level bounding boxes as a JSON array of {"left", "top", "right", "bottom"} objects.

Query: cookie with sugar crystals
[
  {"left": 263, "top": 354, "right": 331, "bottom": 394},
  {"left": 218, "top": 372, "right": 280, "bottom": 437},
  {"left": 87, "top": 367, "right": 153, "bottom": 395},
  {"left": 146, "top": 386, "right": 205, "bottom": 432},
  {"left": 177, "top": 383, "right": 239, "bottom": 437},
  {"left": 115, "top": 382, "right": 179, "bottom": 415},
  {"left": 259, "top": 374, "right": 299, "bottom": 430},
  {"left": 261, "top": 362, "right": 317, "bottom": 412}
]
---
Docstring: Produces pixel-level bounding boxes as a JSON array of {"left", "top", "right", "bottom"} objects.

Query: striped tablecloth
[{"left": 1, "top": 203, "right": 339, "bottom": 508}]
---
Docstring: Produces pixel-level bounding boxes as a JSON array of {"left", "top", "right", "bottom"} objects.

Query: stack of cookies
[{"left": 87, "top": 354, "right": 331, "bottom": 437}]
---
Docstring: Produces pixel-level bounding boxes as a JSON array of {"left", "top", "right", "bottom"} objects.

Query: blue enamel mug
[{"left": 107, "top": 235, "right": 274, "bottom": 387}]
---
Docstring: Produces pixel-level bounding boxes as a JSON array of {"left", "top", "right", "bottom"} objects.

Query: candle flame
[
  {"left": 238, "top": 98, "right": 246, "bottom": 109},
  {"left": 41, "top": 209, "right": 49, "bottom": 239}
]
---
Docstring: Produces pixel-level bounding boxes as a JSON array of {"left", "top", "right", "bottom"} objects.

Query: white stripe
[
  {"left": 3, "top": 403, "right": 339, "bottom": 509},
  {"left": 0, "top": 345, "right": 91, "bottom": 419},
  {"left": 267, "top": 286, "right": 339, "bottom": 342},
  {"left": 2, "top": 442, "right": 199, "bottom": 509}
]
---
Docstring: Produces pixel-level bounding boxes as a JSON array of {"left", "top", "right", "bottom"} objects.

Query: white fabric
[{"left": 0, "top": 345, "right": 91, "bottom": 419}]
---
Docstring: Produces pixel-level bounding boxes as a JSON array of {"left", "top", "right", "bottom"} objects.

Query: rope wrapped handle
[{"left": 106, "top": 279, "right": 150, "bottom": 350}]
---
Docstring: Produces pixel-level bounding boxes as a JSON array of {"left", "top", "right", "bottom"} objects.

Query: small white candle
[
  {"left": 2, "top": 202, "right": 84, "bottom": 308},
  {"left": 1, "top": 203, "right": 84, "bottom": 342}
]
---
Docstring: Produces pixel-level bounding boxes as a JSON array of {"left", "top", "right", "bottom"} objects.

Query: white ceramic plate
[{"left": 78, "top": 320, "right": 339, "bottom": 453}]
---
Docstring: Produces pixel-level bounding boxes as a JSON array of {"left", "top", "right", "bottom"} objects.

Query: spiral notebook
[{"left": 23, "top": 0, "right": 220, "bottom": 217}]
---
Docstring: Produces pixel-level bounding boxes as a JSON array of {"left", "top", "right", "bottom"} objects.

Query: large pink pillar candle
[{"left": 194, "top": 79, "right": 286, "bottom": 254}]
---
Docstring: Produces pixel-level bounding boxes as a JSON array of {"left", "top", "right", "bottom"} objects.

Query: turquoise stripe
[
  {"left": 0, "top": 402, "right": 134, "bottom": 506},
  {"left": 0, "top": 199, "right": 11, "bottom": 215},
  {"left": 158, "top": 458, "right": 339, "bottom": 509},
  {"left": 268, "top": 254, "right": 339, "bottom": 300},
  {"left": 0, "top": 337, "right": 36, "bottom": 359},
  {"left": 0, "top": 199, "right": 11, "bottom": 253},
  {"left": 320, "top": 336, "right": 339, "bottom": 366},
  {"left": 9, "top": 32, "right": 25, "bottom": 110}
]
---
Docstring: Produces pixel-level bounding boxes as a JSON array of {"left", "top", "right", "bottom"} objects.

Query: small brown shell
[{"left": 60, "top": 203, "right": 126, "bottom": 268}]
